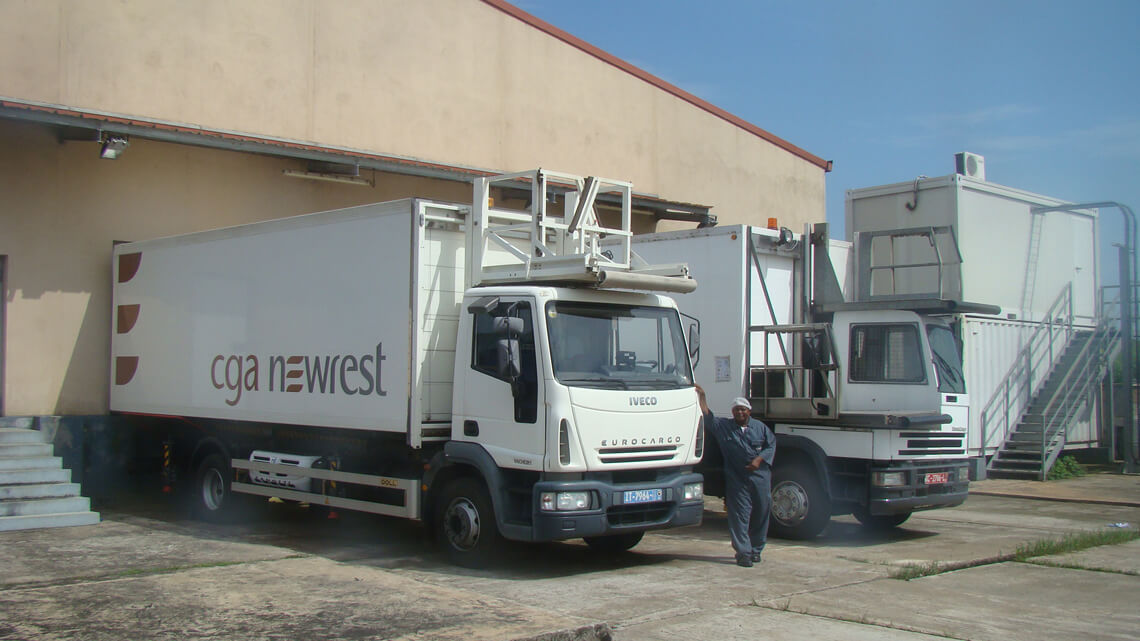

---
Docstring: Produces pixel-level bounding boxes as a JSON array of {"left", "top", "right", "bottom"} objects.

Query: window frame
[{"left": 847, "top": 321, "right": 928, "bottom": 385}]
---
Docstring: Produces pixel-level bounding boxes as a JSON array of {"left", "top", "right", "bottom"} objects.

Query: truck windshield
[
  {"left": 925, "top": 323, "right": 966, "bottom": 394},
  {"left": 546, "top": 301, "right": 693, "bottom": 389}
]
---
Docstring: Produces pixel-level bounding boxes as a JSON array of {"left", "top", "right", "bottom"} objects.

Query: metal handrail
[
  {"left": 1034, "top": 324, "right": 1120, "bottom": 478},
  {"left": 979, "top": 282, "right": 1074, "bottom": 456}
]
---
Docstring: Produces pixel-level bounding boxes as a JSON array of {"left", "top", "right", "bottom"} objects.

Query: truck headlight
[
  {"left": 683, "top": 482, "right": 704, "bottom": 501},
  {"left": 540, "top": 491, "right": 591, "bottom": 511},
  {"left": 871, "top": 471, "right": 907, "bottom": 487}
]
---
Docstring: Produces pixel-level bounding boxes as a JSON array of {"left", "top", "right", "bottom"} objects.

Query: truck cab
[{"left": 440, "top": 285, "right": 704, "bottom": 559}]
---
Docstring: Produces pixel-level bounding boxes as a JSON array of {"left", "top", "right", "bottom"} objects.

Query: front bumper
[
  {"left": 867, "top": 460, "right": 969, "bottom": 516},
  {"left": 531, "top": 471, "right": 704, "bottom": 541}
]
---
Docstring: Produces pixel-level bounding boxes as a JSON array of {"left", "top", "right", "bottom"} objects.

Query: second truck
[
  {"left": 631, "top": 223, "right": 995, "bottom": 538},
  {"left": 110, "top": 169, "right": 705, "bottom": 566}
]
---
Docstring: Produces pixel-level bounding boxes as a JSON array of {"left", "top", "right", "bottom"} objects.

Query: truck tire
[
  {"left": 853, "top": 506, "right": 912, "bottom": 531},
  {"left": 193, "top": 453, "right": 237, "bottom": 522},
  {"left": 583, "top": 531, "right": 644, "bottom": 553},
  {"left": 770, "top": 463, "right": 831, "bottom": 540},
  {"left": 435, "top": 478, "right": 502, "bottom": 568}
]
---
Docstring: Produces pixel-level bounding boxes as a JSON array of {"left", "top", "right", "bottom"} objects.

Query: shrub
[{"left": 1047, "top": 455, "right": 1087, "bottom": 480}]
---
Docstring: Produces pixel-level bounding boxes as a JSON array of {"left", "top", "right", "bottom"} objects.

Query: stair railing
[
  {"left": 979, "top": 282, "right": 1074, "bottom": 457},
  {"left": 1033, "top": 323, "right": 1120, "bottom": 478}
]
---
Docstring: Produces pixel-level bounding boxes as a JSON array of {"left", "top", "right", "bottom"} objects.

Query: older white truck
[
  {"left": 632, "top": 223, "right": 991, "bottom": 538},
  {"left": 110, "top": 169, "right": 705, "bottom": 566}
]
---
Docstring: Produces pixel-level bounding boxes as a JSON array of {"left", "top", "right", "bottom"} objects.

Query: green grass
[
  {"left": 888, "top": 528, "right": 1139, "bottom": 581},
  {"left": 1013, "top": 528, "right": 1139, "bottom": 561},
  {"left": 889, "top": 560, "right": 945, "bottom": 581}
]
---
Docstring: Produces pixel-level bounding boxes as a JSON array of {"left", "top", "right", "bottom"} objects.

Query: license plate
[
  {"left": 623, "top": 489, "right": 663, "bottom": 504},
  {"left": 924, "top": 472, "right": 949, "bottom": 485}
]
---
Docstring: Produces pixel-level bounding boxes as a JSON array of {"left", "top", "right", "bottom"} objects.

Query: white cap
[{"left": 731, "top": 397, "right": 752, "bottom": 410}]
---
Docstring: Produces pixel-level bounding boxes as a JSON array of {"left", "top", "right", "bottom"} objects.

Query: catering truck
[
  {"left": 630, "top": 223, "right": 993, "bottom": 538},
  {"left": 110, "top": 169, "right": 705, "bottom": 566}
]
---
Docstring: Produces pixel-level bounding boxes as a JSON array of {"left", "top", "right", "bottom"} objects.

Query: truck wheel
[
  {"left": 853, "top": 506, "right": 912, "bottom": 531},
  {"left": 193, "top": 453, "right": 236, "bottom": 521},
  {"left": 583, "top": 531, "right": 644, "bottom": 553},
  {"left": 435, "top": 478, "right": 501, "bottom": 568},
  {"left": 770, "top": 464, "right": 831, "bottom": 540}
]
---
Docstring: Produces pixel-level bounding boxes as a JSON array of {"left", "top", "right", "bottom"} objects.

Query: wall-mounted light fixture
[{"left": 100, "top": 135, "right": 129, "bottom": 160}]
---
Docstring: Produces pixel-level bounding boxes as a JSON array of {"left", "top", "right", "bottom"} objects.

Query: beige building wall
[
  {"left": 0, "top": 0, "right": 828, "bottom": 416},
  {"left": 0, "top": 0, "right": 825, "bottom": 220}
]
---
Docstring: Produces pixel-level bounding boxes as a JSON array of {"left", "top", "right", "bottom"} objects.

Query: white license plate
[
  {"left": 924, "top": 472, "right": 949, "bottom": 485},
  {"left": 623, "top": 489, "right": 663, "bottom": 504}
]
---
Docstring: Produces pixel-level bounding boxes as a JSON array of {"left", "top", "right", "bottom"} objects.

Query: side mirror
[
  {"left": 493, "top": 316, "right": 524, "bottom": 336},
  {"left": 497, "top": 338, "right": 522, "bottom": 382},
  {"left": 687, "top": 321, "right": 701, "bottom": 366}
]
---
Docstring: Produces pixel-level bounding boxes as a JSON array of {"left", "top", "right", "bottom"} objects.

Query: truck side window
[
  {"left": 472, "top": 302, "right": 538, "bottom": 423},
  {"left": 849, "top": 324, "right": 925, "bottom": 383}
]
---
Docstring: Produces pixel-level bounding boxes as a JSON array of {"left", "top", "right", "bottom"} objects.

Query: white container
[
  {"left": 846, "top": 174, "right": 1099, "bottom": 325},
  {"left": 111, "top": 199, "right": 468, "bottom": 446}
]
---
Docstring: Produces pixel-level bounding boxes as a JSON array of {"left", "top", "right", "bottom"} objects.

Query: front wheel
[
  {"left": 193, "top": 453, "right": 237, "bottom": 522},
  {"left": 583, "top": 531, "right": 644, "bottom": 553},
  {"left": 435, "top": 478, "right": 502, "bottom": 568},
  {"left": 853, "top": 506, "right": 911, "bottom": 531},
  {"left": 769, "top": 463, "right": 831, "bottom": 540}
]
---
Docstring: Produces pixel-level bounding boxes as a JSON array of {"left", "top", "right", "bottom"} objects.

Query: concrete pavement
[{"left": 0, "top": 472, "right": 1136, "bottom": 641}]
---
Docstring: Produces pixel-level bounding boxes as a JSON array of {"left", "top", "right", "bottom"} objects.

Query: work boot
[
  {"left": 751, "top": 553, "right": 762, "bottom": 564},
  {"left": 735, "top": 554, "right": 753, "bottom": 567}
]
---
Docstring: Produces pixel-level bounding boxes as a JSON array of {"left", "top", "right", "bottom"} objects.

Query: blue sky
[{"left": 517, "top": 0, "right": 1140, "bottom": 284}]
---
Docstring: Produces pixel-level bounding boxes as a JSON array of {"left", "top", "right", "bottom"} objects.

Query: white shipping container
[
  {"left": 111, "top": 199, "right": 470, "bottom": 445},
  {"left": 846, "top": 174, "right": 1098, "bottom": 324}
]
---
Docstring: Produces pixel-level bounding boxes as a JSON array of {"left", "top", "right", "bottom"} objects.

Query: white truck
[
  {"left": 631, "top": 223, "right": 992, "bottom": 538},
  {"left": 110, "top": 169, "right": 706, "bottom": 566}
]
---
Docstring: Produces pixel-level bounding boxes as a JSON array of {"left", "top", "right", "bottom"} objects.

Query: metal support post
[{"left": 1120, "top": 245, "right": 1137, "bottom": 471}]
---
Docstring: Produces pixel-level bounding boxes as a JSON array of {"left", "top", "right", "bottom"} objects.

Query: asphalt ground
[{"left": 1, "top": 472, "right": 1137, "bottom": 641}]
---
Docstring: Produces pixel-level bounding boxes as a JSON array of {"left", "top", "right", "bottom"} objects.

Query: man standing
[{"left": 696, "top": 385, "right": 776, "bottom": 567}]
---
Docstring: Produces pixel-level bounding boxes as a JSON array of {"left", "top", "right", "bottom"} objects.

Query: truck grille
[
  {"left": 898, "top": 431, "right": 966, "bottom": 456},
  {"left": 598, "top": 445, "right": 678, "bottom": 465},
  {"left": 606, "top": 503, "right": 671, "bottom": 527}
]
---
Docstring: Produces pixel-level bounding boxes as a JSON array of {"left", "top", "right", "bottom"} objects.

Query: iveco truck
[
  {"left": 111, "top": 169, "right": 705, "bottom": 566},
  {"left": 631, "top": 223, "right": 992, "bottom": 538}
]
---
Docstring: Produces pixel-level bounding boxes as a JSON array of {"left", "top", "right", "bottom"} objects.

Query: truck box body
[
  {"left": 112, "top": 199, "right": 467, "bottom": 446},
  {"left": 845, "top": 174, "right": 1098, "bottom": 324},
  {"left": 846, "top": 175, "right": 1103, "bottom": 461}
]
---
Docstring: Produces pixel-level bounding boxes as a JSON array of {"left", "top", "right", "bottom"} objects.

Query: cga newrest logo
[{"left": 211, "top": 342, "right": 387, "bottom": 406}]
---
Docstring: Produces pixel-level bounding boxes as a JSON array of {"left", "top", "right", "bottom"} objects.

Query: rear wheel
[
  {"left": 853, "top": 505, "right": 912, "bottom": 530},
  {"left": 583, "top": 531, "right": 644, "bottom": 553},
  {"left": 435, "top": 478, "right": 501, "bottom": 568},
  {"left": 769, "top": 463, "right": 831, "bottom": 540}
]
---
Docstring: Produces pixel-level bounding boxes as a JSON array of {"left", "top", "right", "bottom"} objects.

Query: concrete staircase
[{"left": 0, "top": 422, "right": 100, "bottom": 531}]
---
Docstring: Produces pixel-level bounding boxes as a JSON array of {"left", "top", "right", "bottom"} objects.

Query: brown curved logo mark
[
  {"left": 118, "top": 252, "right": 141, "bottom": 283},
  {"left": 116, "top": 304, "right": 140, "bottom": 334},
  {"left": 115, "top": 356, "right": 139, "bottom": 385},
  {"left": 116, "top": 251, "right": 142, "bottom": 384}
]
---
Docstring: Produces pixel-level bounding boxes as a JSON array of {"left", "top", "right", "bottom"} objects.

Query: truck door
[
  {"left": 925, "top": 318, "right": 969, "bottom": 432},
  {"left": 459, "top": 298, "right": 544, "bottom": 470}
]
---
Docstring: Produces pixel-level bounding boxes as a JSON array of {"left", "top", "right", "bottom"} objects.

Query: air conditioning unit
[{"left": 954, "top": 152, "right": 985, "bottom": 181}]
